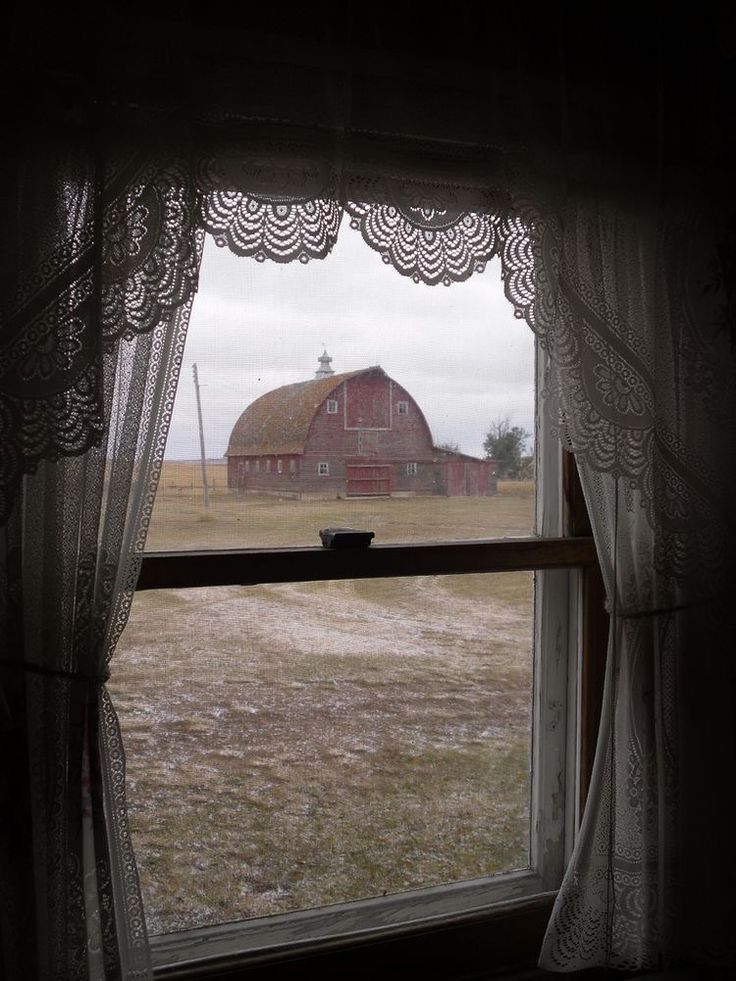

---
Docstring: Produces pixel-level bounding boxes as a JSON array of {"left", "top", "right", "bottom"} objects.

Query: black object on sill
[{"left": 319, "top": 528, "right": 375, "bottom": 548}]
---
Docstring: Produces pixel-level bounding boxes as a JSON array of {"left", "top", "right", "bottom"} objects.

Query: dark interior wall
[{"left": 6, "top": 2, "right": 733, "bottom": 173}]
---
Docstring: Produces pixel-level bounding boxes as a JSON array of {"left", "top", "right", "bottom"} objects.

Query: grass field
[
  {"left": 147, "top": 464, "right": 535, "bottom": 550},
  {"left": 158, "top": 460, "right": 230, "bottom": 495},
  {"left": 110, "top": 477, "right": 536, "bottom": 936}
]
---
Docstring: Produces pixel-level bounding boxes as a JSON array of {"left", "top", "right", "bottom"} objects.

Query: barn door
[{"left": 346, "top": 464, "right": 392, "bottom": 496}]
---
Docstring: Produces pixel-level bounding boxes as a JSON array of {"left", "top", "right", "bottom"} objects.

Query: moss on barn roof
[{"left": 226, "top": 368, "right": 374, "bottom": 456}]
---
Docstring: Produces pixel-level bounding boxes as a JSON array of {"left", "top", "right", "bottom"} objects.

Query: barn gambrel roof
[{"left": 226, "top": 367, "right": 379, "bottom": 457}]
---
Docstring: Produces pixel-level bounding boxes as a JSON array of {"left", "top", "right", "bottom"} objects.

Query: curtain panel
[
  {"left": 1, "top": 95, "right": 734, "bottom": 978},
  {"left": 536, "top": 194, "right": 736, "bottom": 969},
  {"left": 1, "top": 123, "right": 204, "bottom": 980}
]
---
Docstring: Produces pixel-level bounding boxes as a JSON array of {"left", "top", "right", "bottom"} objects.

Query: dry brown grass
[
  {"left": 145, "top": 478, "right": 535, "bottom": 551},
  {"left": 110, "top": 483, "right": 536, "bottom": 936},
  {"left": 158, "top": 460, "right": 229, "bottom": 494}
]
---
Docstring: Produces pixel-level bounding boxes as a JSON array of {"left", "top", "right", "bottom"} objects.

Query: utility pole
[{"left": 192, "top": 363, "right": 209, "bottom": 510}]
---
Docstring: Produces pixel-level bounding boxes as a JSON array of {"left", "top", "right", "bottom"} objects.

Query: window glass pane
[
  {"left": 147, "top": 229, "right": 535, "bottom": 550},
  {"left": 111, "top": 572, "right": 534, "bottom": 934}
]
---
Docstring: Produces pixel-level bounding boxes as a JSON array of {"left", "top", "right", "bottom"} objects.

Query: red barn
[{"left": 226, "top": 354, "right": 497, "bottom": 498}]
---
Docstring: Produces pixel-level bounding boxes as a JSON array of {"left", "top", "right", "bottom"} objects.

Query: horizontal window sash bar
[{"left": 136, "top": 537, "right": 596, "bottom": 591}]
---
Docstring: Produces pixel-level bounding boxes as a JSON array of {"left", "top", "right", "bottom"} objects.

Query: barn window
[
  {"left": 326, "top": 399, "right": 338, "bottom": 414},
  {"left": 255, "top": 459, "right": 260, "bottom": 473},
  {"left": 289, "top": 459, "right": 297, "bottom": 474},
  {"left": 318, "top": 461, "right": 329, "bottom": 475},
  {"left": 277, "top": 459, "right": 283, "bottom": 473},
  {"left": 397, "top": 400, "right": 408, "bottom": 415},
  {"left": 244, "top": 460, "right": 250, "bottom": 474},
  {"left": 265, "top": 458, "right": 271, "bottom": 473},
  {"left": 406, "top": 462, "right": 418, "bottom": 475}
]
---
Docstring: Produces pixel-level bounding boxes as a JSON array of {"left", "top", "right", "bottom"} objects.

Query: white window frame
[
  {"left": 326, "top": 399, "right": 338, "bottom": 414},
  {"left": 318, "top": 461, "right": 329, "bottom": 475},
  {"left": 396, "top": 400, "right": 408, "bottom": 415},
  {"left": 277, "top": 459, "right": 283, "bottom": 474},
  {"left": 406, "top": 462, "right": 418, "bottom": 475},
  {"left": 139, "top": 345, "right": 589, "bottom": 974}
]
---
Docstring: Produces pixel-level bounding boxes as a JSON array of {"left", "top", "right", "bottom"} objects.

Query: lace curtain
[
  {"left": 1, "top": 118, "right": 734, "bottom": 977},
  {"left": 0, "top": 137, "right": 203, "bottom": 979},
  {"left": 532, "top": 193, "right": 736, "bottom": 969}
]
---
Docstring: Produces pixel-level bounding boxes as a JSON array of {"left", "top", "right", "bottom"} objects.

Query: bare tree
[{"left": 483, "top": 417, "right": 531, "bottom": 479}]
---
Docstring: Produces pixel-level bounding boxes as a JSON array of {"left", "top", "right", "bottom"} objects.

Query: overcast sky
[{"left": 166, "top": 226, "right": 535, "bottom": 460}]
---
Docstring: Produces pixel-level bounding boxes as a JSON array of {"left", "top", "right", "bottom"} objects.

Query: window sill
[{"left": 150, "top": 884, "right": 557, "bottom": 979}]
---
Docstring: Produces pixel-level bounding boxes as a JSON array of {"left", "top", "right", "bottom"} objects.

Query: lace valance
[{"left": 0, "top": 155, "right": 202, "bottom": 521}]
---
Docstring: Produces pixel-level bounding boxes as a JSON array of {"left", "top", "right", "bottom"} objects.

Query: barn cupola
[{"left": 315, "top": 349, "right": 335, "bottom": 378}]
